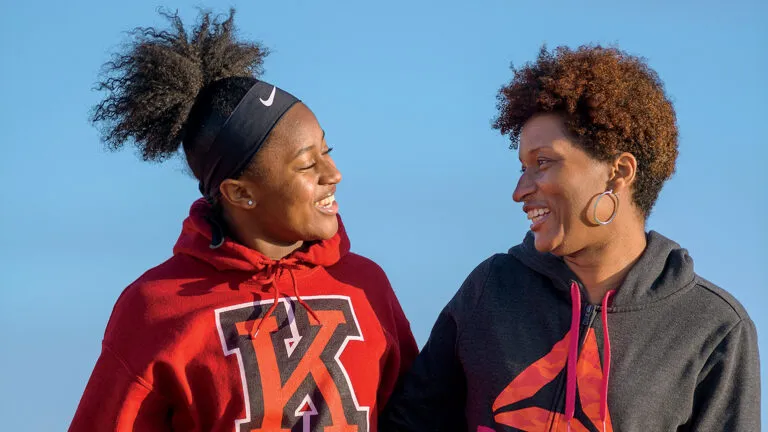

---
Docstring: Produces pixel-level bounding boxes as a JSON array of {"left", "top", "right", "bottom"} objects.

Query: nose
[
  {"left": 320, "top": 156, "right": 342, "bottom": 185},
  {"left": 512, "top": 171, "right": 535, "bottom": 203}
]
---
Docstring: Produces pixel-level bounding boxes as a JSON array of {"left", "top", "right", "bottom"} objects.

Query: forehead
[
  {"left": 264, "top": 103, "right": 324, "bottom": 155},
  {"left": 519, "top": 113, "right": 570, "bottom": 154}
]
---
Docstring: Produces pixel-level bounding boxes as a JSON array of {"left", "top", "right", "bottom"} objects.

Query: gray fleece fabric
[{"left": 382, "top": 231, "right": 760, "bottom": 431}]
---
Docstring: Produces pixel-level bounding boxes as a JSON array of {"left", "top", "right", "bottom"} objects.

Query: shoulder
[
  {"left": 337, "top": 252, "right": 387, "bottom": 275},
  {"left": 106, "top": 254, "right": 202, "bottom": 336},
  {"left": 115, "top": 255, "right": 198, "bottom": 305},
  {"left": 690, "top": 275, "right": 753, "bottom": 323},
  {"left": 328, "top": 253, "right": 407, "bottom": 328},
  {"left": 327, "top": 252, "right": 391, "bottom": 287},
  {"left": 462, "top": 252, "right": 536, "bottom": 291},
  {"left": 446, "top": 253, "right": 520, "bottom": 310},
  {"left": 99, "top": 255, "right": 205, "bottom": 372}
]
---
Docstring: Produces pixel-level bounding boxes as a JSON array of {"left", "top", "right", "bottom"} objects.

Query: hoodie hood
[
  {"left": 172, "top": 199, "right": 350, "bottom": 274},
  {"left": 509, "top": 230, "right": 696, "bottom": 308}
]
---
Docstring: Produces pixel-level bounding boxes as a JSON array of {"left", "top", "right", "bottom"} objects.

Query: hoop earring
[{"left": 592, "top": 189, "right": 619, "bottom": 225}]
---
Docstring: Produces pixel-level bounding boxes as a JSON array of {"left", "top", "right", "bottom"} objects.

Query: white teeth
[
  {"left": 526, "top": 208, "right": 550, "bottom": 220},
  {"left": 316, "top": 194, "right": 335, "bottom": 208}
]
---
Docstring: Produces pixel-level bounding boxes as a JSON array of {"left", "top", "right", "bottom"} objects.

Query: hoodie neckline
[
  {"left": 508, "top": 230, "right": 696, "bottom": 309},
  {"left": 172, "top": 199, "right": 350, "bottom": 275}
]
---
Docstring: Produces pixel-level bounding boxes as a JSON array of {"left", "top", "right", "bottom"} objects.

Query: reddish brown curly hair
[{"left": 493, "top": 44, "right": 678, "bottom": 217}]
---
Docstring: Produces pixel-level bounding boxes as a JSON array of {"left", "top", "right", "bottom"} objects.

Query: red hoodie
[{"left": 70, "top": 199, "right": 418, "bottom": 432}]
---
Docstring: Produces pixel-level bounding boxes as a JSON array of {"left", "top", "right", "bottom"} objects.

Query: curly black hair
[
  {"left": 91, "top": 8, "right": 268, "bottom": 181},
  {"left": 493, "top": 45, "right": 678, "bottom": 217}
]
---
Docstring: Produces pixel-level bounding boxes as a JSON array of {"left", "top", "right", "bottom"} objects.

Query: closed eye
[{"left": 299, "top": 147, "right": 334, "bottom": 171}]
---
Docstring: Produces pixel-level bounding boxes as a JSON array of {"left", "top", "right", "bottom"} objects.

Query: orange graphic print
[
  {"left": 217, "top": 297, "right": 369, "bottom": 432},
  {"left": 235, "top": 310, "right": 358, "bottom": 432},
  {"left": 488, "top": 329, "right": 613, "bottom": 432}
]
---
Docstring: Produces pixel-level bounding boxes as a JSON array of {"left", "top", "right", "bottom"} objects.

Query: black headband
[{"left": 197, "top": 80, "right": 300, "bottom": 200}]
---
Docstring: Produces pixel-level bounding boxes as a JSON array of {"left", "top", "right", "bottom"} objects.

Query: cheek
[
  {"left": 542, "top": 167, "right": 600, "bottom": 208},
  {"left": 285, "top": 179, "right": 318, "bottom": 214},
  {"left": 537, "top": 171, "right": 574, "bottom": 208},
  {"left": 537, "top": 174, "right": 594, "bottom": 230},
  {"left": 562, "top": 174, "right": 608, "bottom": 227},
  {"left": 258, "top": 179, "right": 308, "bottom": 216}
]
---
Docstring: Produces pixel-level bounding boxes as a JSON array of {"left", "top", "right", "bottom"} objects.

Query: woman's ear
[
  {"left": 219, "top": 178, "right": 259, "bottom": 210},
  {"left": 610, "top": 152, "right": 637, "bottom": 195}
]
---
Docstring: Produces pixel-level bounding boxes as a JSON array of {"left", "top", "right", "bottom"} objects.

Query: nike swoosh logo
[{"left": 260, "top": 86, "right": 276, "bottom": 107}]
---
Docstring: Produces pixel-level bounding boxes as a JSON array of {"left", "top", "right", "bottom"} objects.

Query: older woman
[{"left": 382, "top": 45, "right": 759, "bottom": 432}]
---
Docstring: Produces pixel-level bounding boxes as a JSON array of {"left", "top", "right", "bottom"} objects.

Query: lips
[
  {"left": 315, "top": 194, "right": 335, "bottom": 208},
  {"left": 523, "top": 206, "right": 550, "bottom": 231},
  {"left": 526, "top": 207, "right": 550, "bottom": 222},
  {"left": 314, "top": 193, "right": 338, "bottom": 215}
]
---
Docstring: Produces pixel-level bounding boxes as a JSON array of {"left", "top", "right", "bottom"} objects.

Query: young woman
[
  {"left": 382, "top": 45, "right": 760, "bottom": 431},
  {"left": 70, "top": 10, "right": 417, "bottom": 431}
]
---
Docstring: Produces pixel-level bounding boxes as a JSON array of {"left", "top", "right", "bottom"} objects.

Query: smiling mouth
[
  {"left": 315, "top": 194, "right": 336, "bottom": 209},
  {"left": 526, "top": 208, "right": 550, "bottom": 224}
]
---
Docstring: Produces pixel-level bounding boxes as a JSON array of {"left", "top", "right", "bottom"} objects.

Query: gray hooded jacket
[{"left": 382, "top": 231, "right": 760, "bottom": 431}]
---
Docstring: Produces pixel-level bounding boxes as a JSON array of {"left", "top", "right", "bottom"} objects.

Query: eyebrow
[
  {"left": 293, "top": 130, "right": 326, "bottom": 159},
  {"left": 518, "top": 142, "right": 557, "bottom": 162},
  {"left": 518, "top": 144, "right": 543, "bottom": 162}
]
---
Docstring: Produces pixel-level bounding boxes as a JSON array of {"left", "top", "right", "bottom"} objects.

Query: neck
[
  {"left": 224, "top": 209, "right": 303, "bottom": 260},
  {"left": 564, "top": 222, "right": 647, "bottom": 304},
  {"left": 246, "top": 238, "right": 304, "bottom": 261}
]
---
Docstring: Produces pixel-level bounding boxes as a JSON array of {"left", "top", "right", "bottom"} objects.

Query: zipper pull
[{"left": 582, "top": 304, "right": 595, "bottom": 326}]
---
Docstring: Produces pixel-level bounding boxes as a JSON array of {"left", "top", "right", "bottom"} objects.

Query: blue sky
[{"left": 1, "top": 0, "right": 765, "bottom": 429}]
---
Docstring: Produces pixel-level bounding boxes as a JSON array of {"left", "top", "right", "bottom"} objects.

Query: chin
[
  {"left": 533, "top": 231, "right": 565, "bottom": 255},
  {"left": 309, "top": 219, "right": 339, "bottom": 241},
  {"left": 533, "top": 236, "right": 555, "bottom": 253}
]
